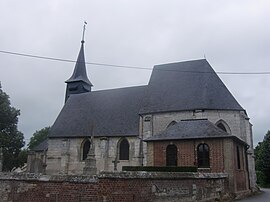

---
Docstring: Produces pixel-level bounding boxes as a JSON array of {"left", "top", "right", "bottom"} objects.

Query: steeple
[{"left": 65, "top": 22, "right": 93, "bottom": 102}]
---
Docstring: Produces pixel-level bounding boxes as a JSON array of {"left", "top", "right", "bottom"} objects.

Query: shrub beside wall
[{"left": 122, "top": 166, "right": 198, "bottom": 172}]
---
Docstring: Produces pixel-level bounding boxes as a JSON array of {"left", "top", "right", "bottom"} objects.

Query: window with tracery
[{"left": 197, "top": 143, "right": 210, "bottom": 168}]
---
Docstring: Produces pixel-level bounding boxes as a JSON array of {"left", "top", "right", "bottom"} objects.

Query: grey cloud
[{"left": 0, "top": 0, "right": 269, "bottom": 146}]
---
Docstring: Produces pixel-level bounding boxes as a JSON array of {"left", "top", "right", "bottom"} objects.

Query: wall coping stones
[
  {"left": 0, "top": 172, "right": 98, "bottom": 183},
  {"left": 0, "top": 171, "right": 228, "bottom": 183},
  {"left": 99, "top": 171, "right": 228, "bottom": 179}
]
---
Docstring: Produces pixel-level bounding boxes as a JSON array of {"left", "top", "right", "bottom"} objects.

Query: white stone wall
[
  {"left": 141, "top": 110, "right": 250, "bottom": 141},
  {"left": 46, "top": 138, "right": 66, "bottom": 174},
  {"left": 46, "top": 136, "right": 141, "bottom": 175}
]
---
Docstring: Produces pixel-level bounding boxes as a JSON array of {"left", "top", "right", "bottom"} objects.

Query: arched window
[
  {"left": 166, "top": 144, "right": 178, "bottom": 166},
  {"left": 236, "top": 146, "right": 241, "bottom": 169},
  {"left": 217, "top": 123, "right": 227, "bottom": 132},
  {"left": 82, "top": 139, "right": 91, "bottom": 161},
  {"left": 119, "top": 138, "right": 129, "bottom": 160},
  {"left": 216, "top": 120, "right": 231, "bottom": 134},
  {"left": 197, "top": 143, "right": 210, "bottom": 168},
  {"left": 167, "top": 121, "right": 177, "bottom": 128}
]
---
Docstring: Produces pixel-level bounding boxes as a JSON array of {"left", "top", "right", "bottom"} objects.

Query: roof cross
[{"left": 81, "top": 21, "right": 87, "bottom": 43}]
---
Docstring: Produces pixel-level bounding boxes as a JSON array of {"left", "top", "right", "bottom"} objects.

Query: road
[{"left": 238, "top": 188, "right": 270, "bottom": 202}]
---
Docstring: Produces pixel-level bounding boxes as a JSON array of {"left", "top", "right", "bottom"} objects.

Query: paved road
[{"left": 238, "top": 188, "right": 270, "bottom": 202}]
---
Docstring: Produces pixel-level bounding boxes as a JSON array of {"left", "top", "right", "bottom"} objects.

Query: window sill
[{"left": 198, "top": 168, "right": 211, "bottom": 172}]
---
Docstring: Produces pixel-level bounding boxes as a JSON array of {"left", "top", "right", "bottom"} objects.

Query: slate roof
[
  {"left": 32, "top": 139, "right": 48, "bottom": 151},
  {"left": 50, "top": 59, "right": 245, "bottom": 138},
  {"left": 49, "top": 86, "right": 146, "bottom": 138},
  {"left": 144, "top": 119, "right": 248, "bottom": 146},
  {"left": 140, "top": 59, "right": 243, "bottom": 114},
  {"left": 65, "top": 42, "right": 93, "bottom": 86},
  {"left": 144, "top": 119, "right": 230, "bottom": 141}
]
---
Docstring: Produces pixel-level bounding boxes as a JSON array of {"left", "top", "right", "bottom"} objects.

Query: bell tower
[{"left": 65, "top": 22, "right": 93, "bottom": 102}]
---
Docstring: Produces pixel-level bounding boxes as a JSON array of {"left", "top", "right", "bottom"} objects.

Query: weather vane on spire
[{"left": 81, "top": 21, "right": 87, "bottom": 43}]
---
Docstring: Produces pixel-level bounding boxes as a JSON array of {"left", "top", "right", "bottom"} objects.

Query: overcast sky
[{"left": 0, "top": 0, "right": 269, "bottom": 147}]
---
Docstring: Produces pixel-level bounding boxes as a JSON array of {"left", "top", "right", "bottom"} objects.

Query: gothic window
[
  {"left": 167, "top": 121, "right": 177, "bottom": 128},
  {"left": 119, "top": 138, "right": 129, "bottom": 160},
  {"left": 197, "top": 143, "right": 210, "bottom": 168},
  {"left": 216, "top": 120, "right": 231, "bottom": 134},
  {"left": 166, "top": 144, "right": 178, "bottom": 166},
  {"left": 82, "top": 139, "right": 91, "bottom": 161},
  {"left": 217, "top": 123, "right": 227, "bottom": 132},
  {"left": 236, "top": 146, "right": 241, "bottom": 169}
]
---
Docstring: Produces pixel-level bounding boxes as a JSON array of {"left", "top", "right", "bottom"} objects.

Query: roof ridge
[
  {"left": 86, "top": 85, "right": 147, "bottom": 94},
  {"left": 154, "top": 58, "right": 207, "bottom": 68}
]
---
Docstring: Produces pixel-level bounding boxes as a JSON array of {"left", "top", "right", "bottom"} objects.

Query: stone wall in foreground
[{"left": 0, "top": 172, "right": 230, "bottom": 202}]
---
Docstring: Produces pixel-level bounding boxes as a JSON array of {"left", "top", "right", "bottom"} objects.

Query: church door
[{"left": 166, "top": 144, "right": 178, "bottom": 166}]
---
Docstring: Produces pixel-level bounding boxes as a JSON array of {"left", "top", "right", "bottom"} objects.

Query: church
[{"left": 27, "top": 38, "right": 257, "bottom": 195}]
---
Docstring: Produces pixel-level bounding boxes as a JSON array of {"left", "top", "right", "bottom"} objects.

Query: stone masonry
[
  {"left": 45, "top": 108, "right": 256, "bottom": 193},
  {"left": 0, "top": 172, "right": 230, "bottom": 202},
  {"left": 46, "top": 136, "right": 141, "bottom": 175}
]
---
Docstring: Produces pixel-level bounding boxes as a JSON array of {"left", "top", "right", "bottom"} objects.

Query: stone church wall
[
  {"left": 46, "top": 136, "right": 141, "bottom": 175},
  {"left": 0, "top": 172, "right": 231, "bottom": 202},
  {"left": 44, "top": 109, "right": 255, "bottom": 192},
  {"left": 142, "top": 110, "right": 249, "bottom": 140}
]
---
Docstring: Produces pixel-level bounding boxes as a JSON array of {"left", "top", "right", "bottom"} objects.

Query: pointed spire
[
  {"left": 65, "top": 41, "right": 92, "bottom": 86},
  {"left": 65, "top": 22, "right": 93, "bottom": 102}
]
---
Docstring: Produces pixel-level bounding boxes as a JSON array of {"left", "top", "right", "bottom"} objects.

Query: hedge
[{"left": 122, "top": 166, "right": 198, "bottom": 172}]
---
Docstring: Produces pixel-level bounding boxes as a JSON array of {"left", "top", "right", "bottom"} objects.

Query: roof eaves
[{"left": 144, "top": 135, "right": 248, "bottom": 145}]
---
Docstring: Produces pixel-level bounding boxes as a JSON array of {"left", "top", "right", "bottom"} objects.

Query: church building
[{"left": 27, "top": 38, "right": 257, "bottom": 195}]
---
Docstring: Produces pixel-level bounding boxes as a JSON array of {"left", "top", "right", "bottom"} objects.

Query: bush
[
  {"left": 256, "top": 170, "right": 267, "bottom": 186},
  {"left": 122, "top": 166, "right": 197, "bottom": 172}
]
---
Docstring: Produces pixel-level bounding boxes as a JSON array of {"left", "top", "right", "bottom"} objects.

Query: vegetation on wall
[
  {"left": 255, "top": 130, "right": 270, "bottom": 187},
  {"left": 28, "top": 127, "right": 50, "bottom": 150},
  {"left": 0, "top": 83, "right": 25, "bottom": 171}
]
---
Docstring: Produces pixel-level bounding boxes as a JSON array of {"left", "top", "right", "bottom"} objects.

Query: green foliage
[
  {"left": 255, "top": 130, "right": 270, "bottom": 186},
  {"left": 28, "top": 127, "right": 50, "bottom": 150},
  {"left": 17, "top": 149, "right": 28, "bottom": 167},
  {"left": 256, "top": 171, "right": 267, "bottom": 186},
  {"left": 0, "top": 83, "right": 25, "bottom": 171},
  {"left": 255, "top": 142, "right": 263, "bottom": 171},
  {"left": 122, "top": 166, "right": 198, "bottom": 172}
]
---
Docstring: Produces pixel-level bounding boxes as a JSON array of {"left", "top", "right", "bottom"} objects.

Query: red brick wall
[
  {"left": 0, "top": 173, "right": 230, "bottom": 202},
  {"left": 153, "top": 141, "right": 166, "bottom": 166},
  {"left": 3, "top": 179, "right": 152, "bottom": 202},
  {"left": 153, "top": 139, "right": 224, "bottom": 172},
  {"left": 152, "top": 138, "right": 250, "bottom": 193},
  {"left": 195, "top": 139, "right": 224, "bottom": 172},
  {"left": 179, "top": 141, "right": 196, "bottom": 166}
]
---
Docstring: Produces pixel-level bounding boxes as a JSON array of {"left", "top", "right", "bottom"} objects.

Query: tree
[
  {"left": 255, "top": 142, "right": 263, "bottom": 171},
  {"left": 0, "top": 83, "right": 25, "bottom": 171},
  {"left": 17, "top": 149, "right": 28, "bottom": 167},
  {"left": 255, "top": 130, "right": 270, "bottom": 186},
  {"left": 28, "top": 127, "right": 50, "bottom": 150}
]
